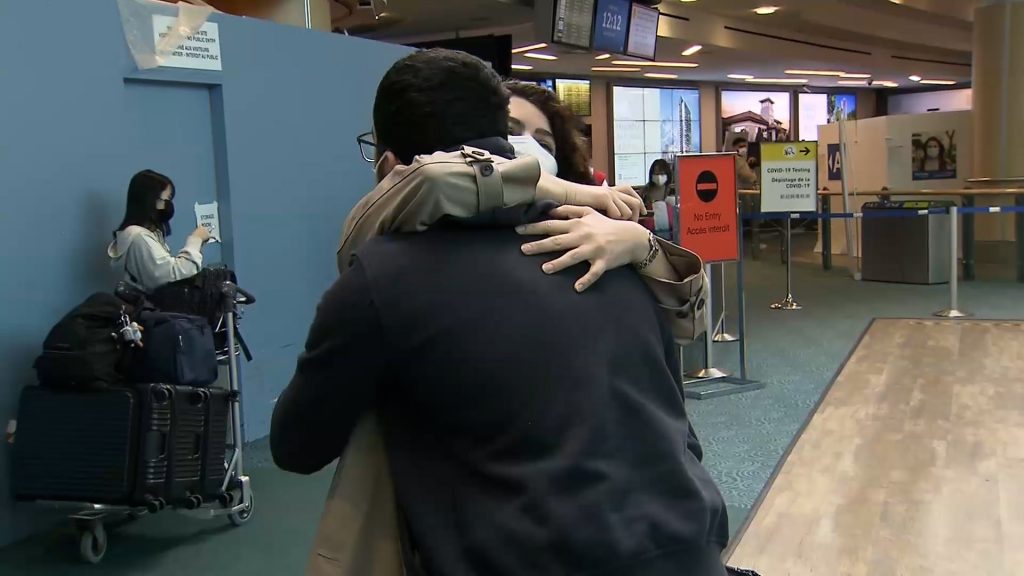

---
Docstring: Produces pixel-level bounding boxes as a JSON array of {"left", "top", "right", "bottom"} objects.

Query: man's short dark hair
[
  {"left": 373, "top": 48, "right": 510, "bottom": 165},
  {"left": 731, "top": 135, "right": 748, "bottom": 148}
]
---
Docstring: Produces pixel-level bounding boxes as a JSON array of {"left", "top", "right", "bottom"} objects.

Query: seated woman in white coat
[{"left": 107, "top": 169, "right": 211, "bottom": 292}]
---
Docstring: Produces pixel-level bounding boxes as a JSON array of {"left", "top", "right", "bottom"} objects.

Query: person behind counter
[
  {"left": 726, "top": 135, "right": 759, "bottom": 189},
  {"left": 642, "top": 158, "right": 673, "bottom": 205},
  {"left": 108, "top": 169, "right": 211, "bottom": 292}
]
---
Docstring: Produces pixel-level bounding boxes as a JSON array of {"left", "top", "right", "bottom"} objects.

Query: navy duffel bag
[{"left": 129, "top": 311, "right": 218, "bottom": 387}]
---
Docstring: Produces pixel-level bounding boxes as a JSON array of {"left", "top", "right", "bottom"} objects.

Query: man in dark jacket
[{"left": 271, "top": 49, "right": 730, "bottom": 576}]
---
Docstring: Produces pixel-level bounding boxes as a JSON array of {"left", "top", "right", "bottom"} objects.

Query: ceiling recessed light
[
  {"left": 679, "top": 0, "right": 698, "bottom": 3},
  {"left": 681, "top": 44, "right": 703, "bottom": 56},
  {"left": 644, "top": 72, "right": 679, "bottom": 79},
  {"left": 785, "top": 69, "right": 844, "bottom": 76},
  {"left": 512, "top": 43, "right": 548, "bottom": 54},
  {"left": 610, "top": 60, "right": 698, "bottom": 68},
  {"left": 837, "top": 80, "right": 868, "bottom": 85},
  {"left": 511, "top": 64, "right": 534, "bottom": 71},
  {"left": 745, "top": 78, "right": 809, "bottom": 84},
  {"left": 875, "top": 81, "right": 900, "bottom": 87},
  {"left": 753, "top": 6, "right": 780, "bottom": 15},
  {"left": 595, "top": 53, "right": 612, "bottom": 60},
  {"left": 593, "top": 66, "right": 641, "bottom": 72},
  {"left": 908, "top": 75, "right": 922, "bottom": 82},
  {"left": 840, "top": 73, "right": 871, "bottom": 79},
  {"left": 727, "top": 73, "right": 755, "bottom": 79},
  {"left": 919, "top": 79, "right": 957, "bottom": 85},
  {"left": 524, "top": 52, "right": 558, "bottom": 61}
]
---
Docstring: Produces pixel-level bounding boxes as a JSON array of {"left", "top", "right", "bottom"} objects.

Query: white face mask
[
  {"left": 508, "top": 134, "right": 559, "bottom": 176},
  {"left": 736, "top": 147, "right": 748, "bottom": 158},
  {"left": 653, "top": 174, "right": 668, "bottom": 186}
]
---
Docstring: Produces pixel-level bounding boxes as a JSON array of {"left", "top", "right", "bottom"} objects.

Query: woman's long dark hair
[
  {"left": 924, "top": 136, "right": 948, "bottom": 171},
  {"left": 505, "top": 81, "right": 594, "bottom": 185},
  {"left": 115, "top": 169, "right": 175, "bottom": 238},
  {"left": 648, "top": 158, "right": 672, "bottom": 187}
]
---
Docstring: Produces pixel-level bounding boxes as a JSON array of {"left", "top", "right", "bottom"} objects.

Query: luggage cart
[{"left": 40, "top": 281, "right": 256, "bottom": 564}]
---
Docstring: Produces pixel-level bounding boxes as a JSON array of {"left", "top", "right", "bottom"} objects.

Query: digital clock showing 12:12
[{"left": 593, "top": 0, "right": 630, "bottom": 54}]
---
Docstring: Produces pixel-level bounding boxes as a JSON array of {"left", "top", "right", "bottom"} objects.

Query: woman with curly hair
[{"left": 505, "top": 80, "right": 596, "bottom": 185}]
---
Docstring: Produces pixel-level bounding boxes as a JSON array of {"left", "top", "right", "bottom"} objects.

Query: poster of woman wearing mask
[{"left": 912, "top": 130, "right": 956, "bottom": 180}]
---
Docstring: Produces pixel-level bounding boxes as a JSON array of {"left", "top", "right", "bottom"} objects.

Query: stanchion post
[
  {"left": 1016, "top": 193, "right": 1024, "bottom": 283},
  {"left": 961, "top": 195, "right": 976, "bottom": 281},
  {"left": 685, "top": 264, "right": 730, "bottom": 380},
  {"left": 751, "top": 204, "right": 761, "bottom": 261},
  {"left": 713, "top": 263, "right": 739, "bottom": 342},
  {"left": 821, "top": 192, "right": 832, "bottom": 271},
  {"left": 736, "top": 205, "right": 749, "bottom": 381},
  {"left": 935, "top": 205, "right": 970, "bottom": 318},
  {"left": 770, "top": 216, "right": 802, "bottom": 310}
]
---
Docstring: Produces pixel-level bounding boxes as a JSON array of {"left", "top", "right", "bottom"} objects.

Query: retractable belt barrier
[
  {"left": 742, "top": 206, "right": 1024, "bottom": 221},
  {"left": 732, "top": 205, "right": 1024, "bottom": 317}
]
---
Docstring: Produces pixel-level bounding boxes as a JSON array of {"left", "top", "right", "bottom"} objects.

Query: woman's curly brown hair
[{"left": 505, "top": 81, "right": 594, "bottom": 185}]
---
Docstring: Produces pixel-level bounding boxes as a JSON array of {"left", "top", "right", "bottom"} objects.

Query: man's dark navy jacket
[{"left": 272, "top": 165, "right": 729, "bottom": 576}]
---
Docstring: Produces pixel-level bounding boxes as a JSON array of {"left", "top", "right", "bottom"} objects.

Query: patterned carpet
[{"left": 1, "top": 238, "right": 1021, "bottom": 573}]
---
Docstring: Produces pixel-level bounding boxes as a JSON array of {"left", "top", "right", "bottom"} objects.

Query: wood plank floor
[{"left": 726, "top": 319, "right": 1024, "bottom": 576}]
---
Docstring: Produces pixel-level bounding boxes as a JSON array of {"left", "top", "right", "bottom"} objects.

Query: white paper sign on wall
[
  {"left": 194, "top": 201, "right": 222, "bottom": 242},
  {"left": 760, "top": 141, "right": 819, "bottom": 213},
  {"left": 152, "top": 14, "right": 222, "bottom": 71}
]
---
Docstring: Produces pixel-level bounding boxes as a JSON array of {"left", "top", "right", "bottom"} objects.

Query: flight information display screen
[
  {"left": 625, "top": 3, "right": 659, "bottom": 60},
  {"left": 592, "top": 0, "right": 631, "bottom": 54},
  {"left": 552, "top": 0, "right": 597, "bottom": 49},
  {"left": 556, "top": 79, "right": 592, "bottom": 117}
]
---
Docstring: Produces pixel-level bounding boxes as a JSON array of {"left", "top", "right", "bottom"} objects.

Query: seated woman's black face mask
[{"left": 159, "top": 202, "right": 175, "bottom": 222}]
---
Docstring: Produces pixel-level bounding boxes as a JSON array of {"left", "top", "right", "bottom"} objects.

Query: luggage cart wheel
[
  {"left": 78, "top": 523, "right": 108, "bottom": 564},
  {"left": 228, "top": 490, "right": 254, "bottom": 527}
]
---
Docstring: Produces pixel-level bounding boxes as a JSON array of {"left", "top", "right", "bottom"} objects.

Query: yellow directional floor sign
[{"left": 760, "top": 141, "right": 818, "bottom": 213}]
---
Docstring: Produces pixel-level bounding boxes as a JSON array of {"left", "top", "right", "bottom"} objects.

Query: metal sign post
[
  {"left": 680, "top": 154, "right": 764, "bottom": 399},
  {"left": 759, "top": 141, "right": 817, "bottom": 312},
  {"left": 770, "top": 216, "right": 803, "bottom": 310}
]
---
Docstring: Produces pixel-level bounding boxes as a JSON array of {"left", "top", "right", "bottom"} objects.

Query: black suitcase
[
  {"left": 13, "top": 384, "right": 230, "bottom": 509},
  {"left": 13, "top": 386, "right": 139, "bottom": 504},
  {"left": 165, "top": 386, "right": 230, "bottom": 506},
  {"left": 197, "top": 387, "right": 231, "bottom": 497},
  {"left": 132, "top": 383, "right": 172, "bottom": 509}
]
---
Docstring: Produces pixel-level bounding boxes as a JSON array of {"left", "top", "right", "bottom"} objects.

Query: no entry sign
[{"left": 676, "top": 153, "right": 739, "bottom": 263}]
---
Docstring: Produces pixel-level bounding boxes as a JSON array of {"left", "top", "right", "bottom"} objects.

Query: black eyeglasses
[{"left": 357, "top": 131, "right": 376, "bottom": 163}]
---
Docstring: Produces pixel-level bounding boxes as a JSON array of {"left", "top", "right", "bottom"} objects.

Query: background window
[
  {"left": 611, "top": 86, "right": 701, "bottom": 186},
  {"left": 721, "top": 90, "right": 792, "bottom": 144},
  {"left": 797, "top": 93, "right": 857, "bottom": 141}
]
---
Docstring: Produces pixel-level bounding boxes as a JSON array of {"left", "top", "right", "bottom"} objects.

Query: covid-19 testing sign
[{"left": 760, "top": 142, "right": 818, "bottom": 213}]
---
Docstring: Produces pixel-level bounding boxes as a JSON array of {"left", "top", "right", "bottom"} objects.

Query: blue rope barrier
[{"left": 959, "top": 205, "right": 1024, "bottom": 215}]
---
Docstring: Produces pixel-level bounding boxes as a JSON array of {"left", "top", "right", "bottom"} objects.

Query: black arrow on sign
[{"left": 800, "top": 146, "right": 811, "bottom": 156}]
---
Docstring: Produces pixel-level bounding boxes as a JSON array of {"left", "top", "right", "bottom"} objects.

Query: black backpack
[{"left": 34, "top": 293, "right": 136, "bottom": 389}]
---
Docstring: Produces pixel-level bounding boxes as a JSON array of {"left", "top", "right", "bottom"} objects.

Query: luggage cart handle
[{"left": 220, "top": 282, "right": 256, "bottom": 306}]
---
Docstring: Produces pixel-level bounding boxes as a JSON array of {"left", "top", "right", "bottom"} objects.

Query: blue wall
[{"left": 0, "top": 0, "right": 412, "bottom": 545}]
